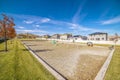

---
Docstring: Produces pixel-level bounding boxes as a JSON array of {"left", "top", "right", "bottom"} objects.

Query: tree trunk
[
  {"left": 3, "top": 21, "right": 7, "bottom": 52},
  {"left": 4, "top": 31, "right": 7, "bottom": 51}
]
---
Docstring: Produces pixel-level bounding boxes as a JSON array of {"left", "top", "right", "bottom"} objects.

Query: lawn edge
[
  {"left": 94, "top": 48, "right": 115, "bottom": 80},
  {"left": 21, "top": 41, "right": 66, "bottom": 80}
]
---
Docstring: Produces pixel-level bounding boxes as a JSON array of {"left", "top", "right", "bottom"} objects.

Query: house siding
[{"left": 88, "top": 32, "right": 108, "bottom": 41}]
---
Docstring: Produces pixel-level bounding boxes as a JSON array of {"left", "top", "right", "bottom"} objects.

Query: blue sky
[{"left": 0, "top": 0, "right": 120, "bottom": 36}]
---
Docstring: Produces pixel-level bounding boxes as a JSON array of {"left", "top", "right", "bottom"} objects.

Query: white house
[{"left": 88, "top": 32, "right": 108, "bottom": 41}]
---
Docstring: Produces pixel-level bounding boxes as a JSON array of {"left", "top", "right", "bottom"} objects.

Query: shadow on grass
[
  {"left": 27, "top": 44, "right": 37, "bottom": 46},
  {"left": 22, "top": 49, "right": 29, "bottom": 51},
  {"left": 0, "top": 40, "right": 4, "bottom": 43},
  {"left": 0, "top": 50, "right": 5, "bottom": 52},
  {"left": 33, "top": 49, "right": 53, "bottom": 53},
  {"left": 0, "top": 50, "right": 9, "bottom": 53}
]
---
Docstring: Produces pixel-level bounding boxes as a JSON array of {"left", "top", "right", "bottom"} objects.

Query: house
[
  {"left": 72, "top": 35, "right": 87, "bottom": 40},
  {"left": 73, "top": 35, "right": 82, "bottom": 40},
  {"left": 109, "top": 35, "right": 120, "bottom": 41},
  {"left": 88, "top": 32, "right": 108, "bottom": 41},
  {"left": 51, "top": 34, "right": 60, "bottom": 39},
  {"left": 108, "top": 36, "right": 116, "bottom": 41},
  {"left": 43, "top": 34, "right": 51, "bottom": 39},
  {"left": 60, "top": 33, "right": 72, "bottom": 40},
  {"left": 82, "top": 36, "right": 87, "bottom": 40}
]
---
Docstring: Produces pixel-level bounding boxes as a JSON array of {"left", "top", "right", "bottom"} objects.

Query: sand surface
[{"left": 22, "top": 40, "right": 110, "bottom": 80}]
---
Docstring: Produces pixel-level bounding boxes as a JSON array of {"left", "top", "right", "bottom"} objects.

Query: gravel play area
[{"left": 22, "top": 40, "right": 111, "bottom": 80}]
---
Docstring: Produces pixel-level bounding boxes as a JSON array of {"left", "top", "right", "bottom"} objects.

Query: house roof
[
  {"left": 61, "top": 33, "right": 72, "bottom": 36},
  {"left": 109, "top": 35, "right": 120, "bottom": 38},
  {"left": 73, "top": 35, "right": 82, "bottom": 37},
  {"left": 89, "top": 32, "right": 107, "bottom": 35},
  {"left": 52, "top": 34, "right": 60, "bottom": 36}
]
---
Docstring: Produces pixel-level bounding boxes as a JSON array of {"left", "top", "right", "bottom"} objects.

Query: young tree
[
  {"left": 0, "top": 22, "right": 4, "bottom": 38},
  {"left": 0, "top": 14, "right": 16, "bottom": 51},
  {"left": 7, "top": 25, "right": 16, "bottom": 38}
]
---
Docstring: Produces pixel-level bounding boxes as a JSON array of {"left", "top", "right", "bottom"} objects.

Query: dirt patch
[
  {"left": 22, "top": 40, "right": 110, "bottom": 80},
  {"left": 70, "top": 55, "right": 107, "bottom": 80}
]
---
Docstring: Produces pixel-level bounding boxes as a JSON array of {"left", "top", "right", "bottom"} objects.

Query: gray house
[
  {"left": 51, "top": 34, "right": 60, "bottom": 39},
  {"left": 73, "top": 35, "right": 87, "bottom": 40},
  {"left": 60, "top": 33, "right": 72, "bottom": 40},
  {"left": 43, "top": 34, "right": 51, "bottom": 39},
  {"left": 88, "top": 32, "right": 108, "bottom": 41}
]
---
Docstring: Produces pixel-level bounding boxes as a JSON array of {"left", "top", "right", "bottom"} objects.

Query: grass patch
[
  {"left": 94, "top": 44, "right": 111, "bottom": 47},
  {"left": 0, "top": 39, "right": 56, "bottom": 80},
  {"left": 104, "top": 46, "right": 120, "bottom": 80}
]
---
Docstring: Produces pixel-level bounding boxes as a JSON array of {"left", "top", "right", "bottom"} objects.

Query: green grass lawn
[
  {"left": 104, "top": 46, "right": 120, "bottom": 80},
  {"left": 0, "top": 39, "right": 56, "bottom": 80}
]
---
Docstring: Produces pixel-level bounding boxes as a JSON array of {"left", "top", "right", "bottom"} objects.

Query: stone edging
[
  {"left": 94, "top": 49, "right": 115, "bottom": 80},
  {"left": 22, "top": 42, "right": 66, "bottom": 80}
]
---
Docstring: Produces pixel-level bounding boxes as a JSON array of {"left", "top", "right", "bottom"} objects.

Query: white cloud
[
  {"left": 72, "top": 0, "right": 87, "bottom": 23},
  {"left": 9, "top": 13, "right": 110, "bottom": 34},
  {"left": 23, "top": 20, "right": 34, "bottom": 24},
  {"left": 99, "top": 8, "right": 110, "bottom": 19},
  {"left": 9, "top": 13, "right": 50, "bottom": 24},
  {"left": 16, "top": 29, "right": 48, "bottom": 33},
  {"left": 17, "top": 26, "right": 24, "bottom": 29},
  {"left": 23, "top": 17, "right": 50, "bottom": 24},
  {"left": 68, "top": 23, "right": 79, "bottom": 29},
  {"left": 69, "top": 23, "right": 100, "bottom": 32},
  {"left": 101, "top": 16, "right": 120, "bottom": 25},
  {"left": 69, "top": 24, "right": 111, "bottom": 35},
  {"left": 35, "top": 24, "right": 40, "bottom": 27},
  {"left": 36, "top": 25, "right": 39, "bottom": 27},
  {"left": 47, "top": 19, "right": 108, "bottom": 32},
  {"left": 40, "top": 18, "right": 50, "bottom": 23}
]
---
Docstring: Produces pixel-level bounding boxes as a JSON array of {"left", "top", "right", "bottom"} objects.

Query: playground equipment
[
  {"left": 87, "top": 42, "right": 93, "bottom": 47},
  {"left": 52, "top": 40, "right": 56, "bottom": 44}
]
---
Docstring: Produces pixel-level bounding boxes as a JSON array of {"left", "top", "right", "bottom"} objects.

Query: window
[{"left": 96, "top": 38, "right": 100, "bottom": 40}]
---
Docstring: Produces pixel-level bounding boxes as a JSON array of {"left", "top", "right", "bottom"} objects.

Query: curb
[
  {"left": 94, "top": 49, "right": 115, "bottom": 80},
  {"left": 22, "top": 42, "right": 67, "bottom": 80}
]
